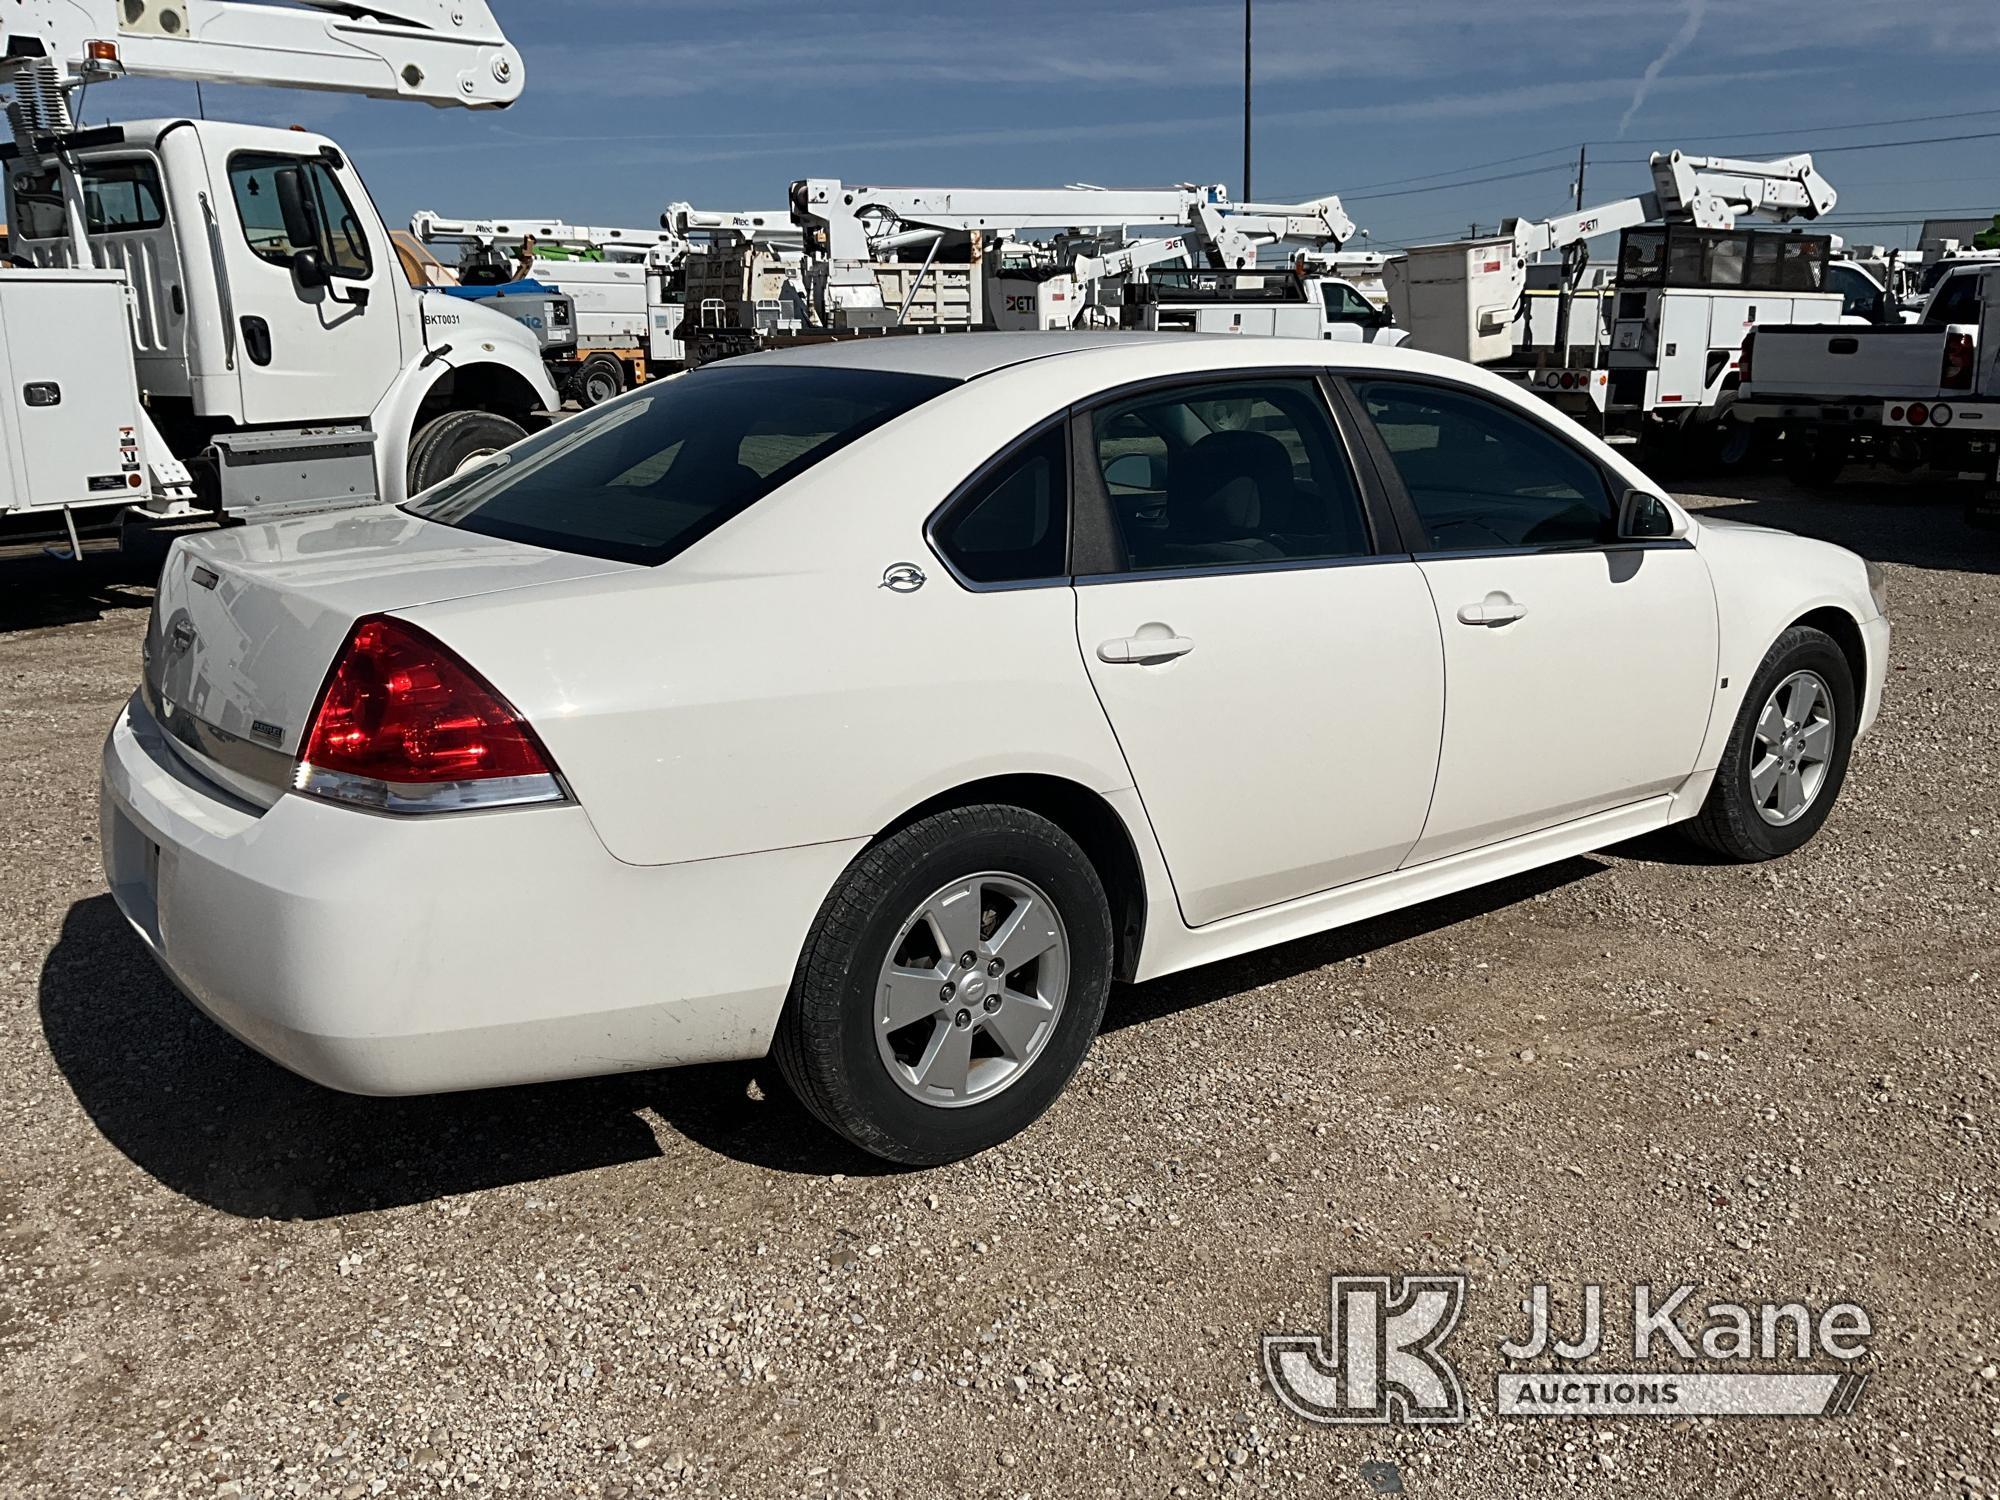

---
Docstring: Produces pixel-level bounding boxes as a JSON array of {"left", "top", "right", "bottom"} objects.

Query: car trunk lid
[{"left": 145, "top": 507, "right": 630, "bottom": 804}]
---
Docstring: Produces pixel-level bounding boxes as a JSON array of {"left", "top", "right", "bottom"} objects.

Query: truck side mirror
[
  {"left": 1617, "top": 488, "right": 1687, "bottom": 541},
  {"left": 274, "top": 166, "right": 327, "bottom": 287},
  {"left": 289, "top": 245, "right": 330, "bottom": 292}
]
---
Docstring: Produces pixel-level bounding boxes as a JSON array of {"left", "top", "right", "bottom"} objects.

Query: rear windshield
[{"left": 406, "top": 363, "right": 956, "bottom": 565}]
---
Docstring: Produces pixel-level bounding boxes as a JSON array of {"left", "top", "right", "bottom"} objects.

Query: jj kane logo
[{"left": 1265, "top": 1275, "right": 1872, "bottom": 1426}]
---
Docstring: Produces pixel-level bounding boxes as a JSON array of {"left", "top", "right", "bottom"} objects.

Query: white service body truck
[
  {"left": 0, "top": 0, "right": 557, "bottom": 552},
  {"left": 1735, "top": 261, "right": 2000, "bottom": 499}
]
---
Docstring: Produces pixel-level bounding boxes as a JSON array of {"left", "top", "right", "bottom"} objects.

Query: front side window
[
  {"left": 1353, "top": 379, "right": 1615, "bottom": 552},
  {"left": 1829, "top": 264, "right": 1883, "bottom": 321},
  {"left": 931, "top": 425, "right": 1068, "bottom": 584},
  {"left": 228, "top": 152, "right": 372, "bottom": 279},
  {"left": 1089, "top": 378, "right": 1370, "bottom": 572},
  {"left": 408, "top": 364, "right": 956, "bottom": 565},
  {"left": 10, "top": 158, "right": 166, "bottom": 240},
  {"left": 1321, "top": 282, "right": 1378, "bottom": 323}
]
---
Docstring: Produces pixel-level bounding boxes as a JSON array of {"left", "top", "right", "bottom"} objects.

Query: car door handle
[
  {"left": 1098, "top": 634, "right": 1195, "bottom": 664},
  {"left": 1457, "top": 595, "right": 1529, "bottom": 627}
]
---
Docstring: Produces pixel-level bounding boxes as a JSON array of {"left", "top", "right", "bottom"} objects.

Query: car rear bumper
[{"left": 100, "top": 691, "right": 862, "bottom": 1096}]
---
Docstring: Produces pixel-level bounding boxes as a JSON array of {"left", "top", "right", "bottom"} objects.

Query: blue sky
[{"left": 74, "top": 0, "right": 2000, "bottom": 249}]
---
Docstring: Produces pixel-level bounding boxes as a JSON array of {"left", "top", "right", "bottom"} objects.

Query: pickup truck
[{"left": 1736, "top": 261, "right": 2000, "bottom": 487}]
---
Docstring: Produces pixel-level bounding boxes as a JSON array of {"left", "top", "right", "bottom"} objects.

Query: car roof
[
  {"left": 747, "top": 330, "right": 1213, "bottom": 380},
  {"left": 737, "top": 328, "right": 1488, "bottom": 387}
]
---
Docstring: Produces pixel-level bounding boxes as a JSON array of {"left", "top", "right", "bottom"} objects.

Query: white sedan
[{"left": 101, "top": 333, "right": 1890, "bottom": 1163}]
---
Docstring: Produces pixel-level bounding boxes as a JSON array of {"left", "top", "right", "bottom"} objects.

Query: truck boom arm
[
  {"left": 0, "top": 0, "right": 522, "bottom": 109},
  {"left": 1507, "top": 150, "right": 1837, "bottom": 261}
]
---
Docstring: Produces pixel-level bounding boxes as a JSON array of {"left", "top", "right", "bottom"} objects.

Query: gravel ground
[{"left": 0, "top": 474, "right": 1995, "bottom": 1498}]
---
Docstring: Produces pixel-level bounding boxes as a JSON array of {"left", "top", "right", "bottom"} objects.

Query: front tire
[
  {"left": 1684, "top": 625, "right": 1857, "bottom": 862},
  {"left": 774, "top": 805, "right": 1114, "bottom": 1165},
  {"left": 407, "top": 410, "right": 527, "bottom": 494}
]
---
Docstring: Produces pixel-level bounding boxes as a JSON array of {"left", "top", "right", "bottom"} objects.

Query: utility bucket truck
[
  {"left": 1386, "top": 151, "right": 1851, "bottom": 463},
  {"left": 685, "top": 178, "right": 1388, "bottom": 364},
  {"left": 408, "top": 209, "right": 801, "bottom": 404},
  {"left": 0, "top": 0, "right": 558, "bottom": 558}
]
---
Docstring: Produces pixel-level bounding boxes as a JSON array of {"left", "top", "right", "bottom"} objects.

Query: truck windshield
[
  {"left": 406, "top": 363, "right": 956, "bottom": 566},
  {"left": 9, "top": 158, "right": 166, "bottom": 240}
]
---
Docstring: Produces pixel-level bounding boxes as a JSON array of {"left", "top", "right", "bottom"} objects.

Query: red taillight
[
  {"left": 1738, "top": 329, "right": 1756, "bottom": 384},
  {"left": 1943, "top": 330, "right": 1975, "bottom": 391},
  {"left": 1907, "top": 401, "right": 1929, "bottom": 427},
  {"left": 298, "top": 615, "right": 562, "bottom": 812}
]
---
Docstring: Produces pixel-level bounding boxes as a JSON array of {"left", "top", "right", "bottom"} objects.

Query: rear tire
[
  {"left": 774, "top": 805, "right": 1114, "bottom": 1165},
  {"left": 1784, "top": 431, "right": 1847, "bottom": 488},
  {"left": 575, "top": 354, "right": 626, "bottom": 408},
  {"left": 407, "top": 410, "right": 526, "bottom": 494},
  {"left": 1683, "top": 625, "right": 1857, "bottom": 862}
]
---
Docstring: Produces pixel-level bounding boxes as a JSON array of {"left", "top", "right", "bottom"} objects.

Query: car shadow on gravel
[
  {"left": 40, "top": 896, "right": 894, "bottom": 1220},
  {"left": 46, "top": 862, "right": 1610, "bottom": 1213},
  {"left": 0, "top": 552, "right": 156, "bottom": 634},
  {"left": 1677, "top": 471, "right": 1996, "bottom": 575},
  {"left": 1100, "top": 856, "right": 1605, "bottom": 1036}
]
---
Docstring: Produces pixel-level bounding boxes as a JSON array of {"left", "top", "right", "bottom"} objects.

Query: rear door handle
[
  {"left": 1457, "top": 594, "right": 1529, "bottom": 627},
  {"left": 1098, "top": 634, "right": 1195, "bottom": 664}
]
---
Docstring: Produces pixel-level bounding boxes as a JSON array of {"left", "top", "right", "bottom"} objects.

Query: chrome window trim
[
  {"left": 1415, "top": 537, "right": 1697, "bottom": 564},
  {"left": 1074, "top": 551, "right": 1416, "bottom": 587}
]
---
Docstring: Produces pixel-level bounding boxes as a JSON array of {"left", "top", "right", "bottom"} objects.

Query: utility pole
[
  {"left": 1242, "top": 0, "right": 1252, "bottom": 201},
  {"left": 1574, "top": 142, "right": 1588, "bottom": 211}
]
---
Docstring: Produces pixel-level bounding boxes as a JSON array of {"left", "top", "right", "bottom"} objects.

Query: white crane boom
[
  {"left": 662, "top": 202, "right": 800, "bottom": 246},
  {"left": 790, "top": 178, "right": 1359, "bottom": 325},
  {"left": 411, "top": 212, "right": 685, "bottom": 263},
  {"left": 1507, "top": 150, "right": 1837, "bottom": 260},
  {"left": 792, "top": 179, "right": 1234, "bottom": 262},
  {"left": 0, "top": 0, "right": 522, "bottom": 112}
]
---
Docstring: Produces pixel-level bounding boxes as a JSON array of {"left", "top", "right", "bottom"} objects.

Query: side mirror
[
  {"left": 1102, "top": 453, "right": 1158, "bottom": 492},
  {"left": 274, "top": 166, "right": 319, "bottom": 248},
  {"left": 289, "top": 245, "right": 330, "bottom": 291},
  {"left": 1617, "top": 488, "right": 1687, "bottom": 541}
]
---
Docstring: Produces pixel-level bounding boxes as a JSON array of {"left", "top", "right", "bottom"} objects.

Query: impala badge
[{"left": 881, "top": 561, "right": 926, "bottom": 594}]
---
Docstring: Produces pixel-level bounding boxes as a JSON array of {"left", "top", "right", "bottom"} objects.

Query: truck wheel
[
  {"left": 576, "top": 355, "right": 626, "bottom": 408},
  {"left": 407, "top": 410, "right": 527, "bottom": 494},
  {"left": 1710, "top": 416, "right": 1761, "bottom": 472},
  {"left": 1784, "top": 432, "right": 1846, "bottom": 488}
]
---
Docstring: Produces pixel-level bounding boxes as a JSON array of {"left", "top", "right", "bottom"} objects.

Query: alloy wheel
[
  {"left": 1751, "top": 669, "right": 1836, "bottom": 826},
  {"left": 872, "top": 872, "right": 1070, "bottom": 1108}
]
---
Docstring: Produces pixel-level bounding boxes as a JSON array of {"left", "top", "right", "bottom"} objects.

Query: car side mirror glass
[
  {"left": 1617, "top": 487, "right": 1686, "bottom": 541},
  {"left": 1102, "top": 453, "right": 1155, "bottom": 491}
]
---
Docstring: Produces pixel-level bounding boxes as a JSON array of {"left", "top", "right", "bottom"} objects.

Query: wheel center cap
[{"left": 960, "top": 972, "right": 988, "bottom": 1002}]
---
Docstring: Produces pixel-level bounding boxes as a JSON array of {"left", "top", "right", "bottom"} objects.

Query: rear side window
[
  {"left": 1354, "top": 379, "right": 1615, "bottom": 551},
  {"left": 11, "top": 158, "right": 166, "bottom": 239},
  {"left": 931, "top": 424, "right": 1068, "bottom": 584},
  {"left": 408, "top": 364, "right": 955, "bottom": 565},
  {"left": 1925, "top": 272, "right": 1981, "bottom": 328}
]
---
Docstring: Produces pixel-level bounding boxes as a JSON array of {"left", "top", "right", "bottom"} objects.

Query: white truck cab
[{"left": 4, "top": 118, "right": 555, "bottom": 529}]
